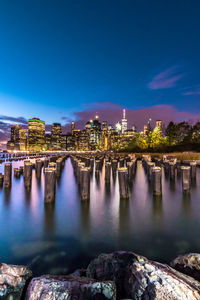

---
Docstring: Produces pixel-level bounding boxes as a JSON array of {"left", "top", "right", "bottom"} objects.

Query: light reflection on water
[{"left": 0, "top": 158, "right": 200, "bottom": 275}]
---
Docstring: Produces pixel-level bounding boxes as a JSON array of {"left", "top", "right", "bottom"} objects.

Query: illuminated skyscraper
[
  {"left": 11, "top": 124, "right": 21, "bottom": 143},
  {"left": 89, "top": 115, "right": 101, "bottom": 148},
  {"left": 121, "top": 109, "right": 127, "bottom": 134},
  {"left": 28, "top": 118, "right": 45, "bottom": 151},
  {"left": 115, "top": 121, "right": 122, "bottom": 133},
  {"left": 19, "top": 128, "right": 27, "bottom": 151},
  {"left": 51, "top": 123, "right": 62, "bottom": 150},
  {"left": 7, "top": 124, "right": 27, "bottom": 151}
]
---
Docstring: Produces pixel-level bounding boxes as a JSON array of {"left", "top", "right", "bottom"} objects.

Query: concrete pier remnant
[{"left": 44, "top": 167, "right": 56, "bottom": 203}]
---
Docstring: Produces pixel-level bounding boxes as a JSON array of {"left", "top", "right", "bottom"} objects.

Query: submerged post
[
  {"left": 152, "top": 167, "right": 162, "bottom": 196},
  {"left": 118, "top": 167, "right": 129, "bottom": 199},
  {"left": 36, "top": 159, "right": 43, "bottom": 178},
  {"left": 105, "top": 162, "right": 111, "bottom": 183},
  {"left": 44, "top": 167, "right": 56, "bottom": 203},
  {"left": 190, "top": 161, "right": 196, "bottom": 181},
  {"left": 169, "top": 162, "right": 176, "bottom": 180},
  {"left": 4, "top": 163, "right": 12, "bottom": 188},
  {"left": 181, "top": 166, "right": 191, "bottom": 193},
  {"left": 24, "top": 162, "right": 32, "bottom": 189},
  {"left": 0, "top": 173, "right": 4, "bottom": 187},
  {"left": 80, "top": 167, "right": 90, "bottom": 200}
]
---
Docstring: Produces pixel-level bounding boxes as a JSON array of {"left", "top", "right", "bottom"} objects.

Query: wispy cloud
[
  {"left": 0, "top": 115, "right": 27, "bottom": 124},
  {"left": 148, "top": 66, "right": 185, "bottom": 90},
  {"left": 182, "top": 85, "right": 200, "bottom": 96}
]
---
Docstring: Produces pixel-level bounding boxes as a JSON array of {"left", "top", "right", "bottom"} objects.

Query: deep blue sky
[{"left": 0, "top": 0, "right": 200, "bottom": 125}]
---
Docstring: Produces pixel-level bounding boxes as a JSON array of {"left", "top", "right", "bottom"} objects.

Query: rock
[
  {"left": 130, "top": 258, "right": 200, "bottom": 299},
  {"left": 0, "top": 263, "right": 32, "bottom": 300},
  {"left": 72, "top": 268, "right": 87, "bottom": 277},
  {"left": 26, "top": 274, "right": 116, "bottom": 300},
  {"left": 86, "top": 251, "right": 138, "bottom": 298},
  {"left": 171, "top": 253, "right": 200, "bottom": 282},
  {"left": 87, "top": 251, "right": 200, "bottom": 299}
]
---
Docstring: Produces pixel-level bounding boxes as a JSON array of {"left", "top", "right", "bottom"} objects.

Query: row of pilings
[
  {"left": 70, "top": 153, "right": 137, "bottom": 200},
  {"left": 142, "top": 154, "right": 198, "bottom": 196},
  {"left": 1, "top": 151, "right": 198, "bottom": 203},
  {"left": 0, "top": 153, "right": 68, "bottom": 203}
]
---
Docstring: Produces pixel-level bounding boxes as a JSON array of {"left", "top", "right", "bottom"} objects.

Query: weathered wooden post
[
  {"left": 14, "top": 168, "right": 20, "bottom": 178},
  {"left": 80, "top": 167, "right": 90, "bottom": 200},
  {"left": 105, "top": 162, "right": 111, "bottom": 183},
  {"left": 44, "top": 167, "right": 56, "bottom": 203},
  {"left": 24, "top": 162, "right": 32, "bottom": 189},
  {"left": 147, "top": 162, "right": 155, "bottom": 180},
  {"left": 43, "top": 158, "right": 49, "bottom": 171},
  {"left": 190, "top": 161, "right": 196, "bottom": 180},
  {"left": 95, "top": 160, "right": 101, "bottom": 172},
  {"left": 152, "top": 167, "right": 162, "bottom": 196},
  {"left": 36, "top": 159, "right": 43, "bottom": 178},
  {"left": 112, "top": 159, "right": 118, "bottom": 174},
  {"left": 169, "top": 162, "right": 176, "bottom": 180},
  {"left": 118, "top": 167, "right": 129, "bottom": 199},
  {"left": 181, "top": 166, "right": 191, "bottom": 193},
  {"left": 56, "top": 159, "right": 62, "bottom": 177},
  {"left": 4, "top": 163, "right": 12, "bottom": 188},
  {"left": 0, "top": 173, "right": 4, "bottom": 187}
]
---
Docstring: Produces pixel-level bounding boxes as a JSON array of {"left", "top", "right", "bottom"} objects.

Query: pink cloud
[
  {"left": 62, "top": 102, "right": 200, "bottom": 132},
  {"left": 148, "top": 66, "right": 185, "bottom": 90}
]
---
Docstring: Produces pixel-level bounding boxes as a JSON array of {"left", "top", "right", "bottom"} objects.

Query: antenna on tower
[{"left": 123, "top": 109, "right": 126, "bottom": 119}]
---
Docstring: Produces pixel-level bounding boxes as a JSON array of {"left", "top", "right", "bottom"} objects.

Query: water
[{"left": 1, "top": 157, "right": 200, "bottom": 275}]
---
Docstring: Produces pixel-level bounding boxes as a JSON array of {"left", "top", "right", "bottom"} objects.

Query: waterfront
[{"left": 1, "top": 156, "right": 200, "bottom": 275}]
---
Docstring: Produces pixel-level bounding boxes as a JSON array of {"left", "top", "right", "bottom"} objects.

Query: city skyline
[{"left": 1, "top": 1, "right": 200, "bottom": 145}]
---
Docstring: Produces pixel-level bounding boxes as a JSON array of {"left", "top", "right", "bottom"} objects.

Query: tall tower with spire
[{"left": 121, "top": 109, "right": 127, "bottom": 134}]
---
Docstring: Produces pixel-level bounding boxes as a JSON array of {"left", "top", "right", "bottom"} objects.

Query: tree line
[{"left": 125, "top": 121, "right": 200, "bottom": 152}]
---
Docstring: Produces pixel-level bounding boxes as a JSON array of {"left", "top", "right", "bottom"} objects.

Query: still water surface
[{"left": 1, "top": 157, "right": 200, "bottom": 275}]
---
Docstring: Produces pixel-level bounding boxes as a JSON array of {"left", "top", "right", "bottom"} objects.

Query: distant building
[
  {"left": 18, "top": 128, "right": 27, "bottom": 151},
  {"left": 89, "top": 115, "right": 101, "bottom": 149},
  {"left": 66, "top": 133, "right": 76, "bottom": 151},
  {"left": 61, "top": 134, "right": 67, "bottom": 151},
  {"left": 51, "top": 123, "right": 62, "bottom": 150},
  {"left": 7, "top": 124, "right": 27, "bottom": 151},
  {"left": 45, "top": 134, "right": 51, "bottom": 151},
  {"left": 115, "top": 121, "right": 122, "bottom": 134},
  {"left": 143, "top": 124, "right": 148, "bottom": 136},
  {"left": 121, "top": 109, "right": 127, "bottom": 134},
  {"left": 28, "top": 118, "right": 45, "bottom": 151},
  {"left": 71, "top": 122, "right": 75, "bottom": 133}
]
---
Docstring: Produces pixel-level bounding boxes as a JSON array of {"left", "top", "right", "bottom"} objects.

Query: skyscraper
[
  {"left": 121, "top": 109, "right": 127, "bottom": 134},
  {"left": 51, "top": 123, "right": 62, "bottom": 150},
  {"left": 89, "top": 115, "right": 101, "bottom": 148},
  {"left": 28, "top": 118, "right": 45, "bottom": 151}
]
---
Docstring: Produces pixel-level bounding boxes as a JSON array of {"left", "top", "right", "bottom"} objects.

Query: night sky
[{"left": 1, "top": 0, "right": 200, "bottom": 144}]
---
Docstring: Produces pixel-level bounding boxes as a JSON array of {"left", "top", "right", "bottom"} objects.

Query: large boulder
[
  {"left": 0, "top": 262, "right": 32, "bottom": 300},
  {"left": 86, "top": 251, "right": 138, "bottom": 298},
  {"left": 25, "top": 274, "right": 116, "bottom": 300},
  {"left": 171, "top": 253, "right": 200, "bottom": 282},
  {"left": 87, "top": 251, "right": 200, "bottom": 299}
]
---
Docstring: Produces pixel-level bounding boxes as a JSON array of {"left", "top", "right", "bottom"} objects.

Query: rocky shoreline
[{"left": 1, "top": 251, "right": 200, "bottom": 299}]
